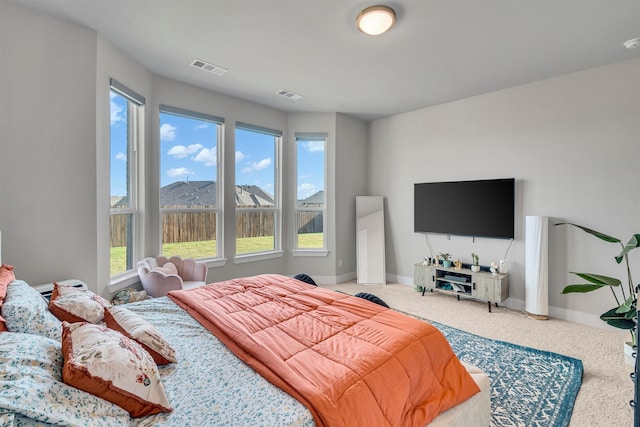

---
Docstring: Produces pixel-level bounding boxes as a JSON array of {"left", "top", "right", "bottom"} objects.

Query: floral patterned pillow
[
  {"left": 49, "top": 282, "right": 111, "bottom": 323},
  {"left": 61, "top": 321, "right": 173, "bottom": 418},
  {"left": 0, "top": 264, "right": 16, "bottom": 332},
  {"left": 1, "top": 280, "right": 61, "bottom": 341},
  {"left": 104, "top": 305, "right": 177, "bottom": 365},
  {"left": 0, "top": 332, "right": 131, "bottom": 427}
]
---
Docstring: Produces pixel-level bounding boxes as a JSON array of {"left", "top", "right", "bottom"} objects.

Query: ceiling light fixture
[
  {"left": 623, "top": 38, "right": 640, "bottom": 49},
  {"left": 356, "top": 5, "right": 396, "bottom": 36}
]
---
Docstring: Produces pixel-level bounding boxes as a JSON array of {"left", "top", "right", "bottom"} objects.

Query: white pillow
[
  {"left": 49, "top": 282, "right": 111, "bottom": 323},
  {"left": 0, "top": 332, "right": 130, "bottom": 427},
  {"left": 1, "top": 280, "right": 61, "bottom": 341},
  {"left": 61, "top": 322, "right": 173, "bottom": 418},
  {"left": 104, "top": 305, "right": 177, "bottom": 365}
]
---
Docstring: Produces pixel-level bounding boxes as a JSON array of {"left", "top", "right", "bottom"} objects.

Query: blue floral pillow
[
  {"left": 0, "top": 332, "right": 131, "bottom": 427},
  {"left": 1, "top": 280, "right": 61, "bottom": 341}
]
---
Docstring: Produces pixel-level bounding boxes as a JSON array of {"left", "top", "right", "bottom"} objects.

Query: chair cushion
[
  {"left": 154, "top": 262, "right": 177, "bottom": 276},
  {"left": 182, "top": 281, "right": 206, "bottom": 291}
]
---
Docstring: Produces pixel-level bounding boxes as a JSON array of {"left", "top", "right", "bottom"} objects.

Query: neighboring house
[
  {"left": 157, "top": 181, "right": 274, "bottom": 208},
  {"left": 160, "top": 181, "right": 217, "bottom": 208},
  {"left": 298, "top": 191, "right": 324, "bottom": 208}
]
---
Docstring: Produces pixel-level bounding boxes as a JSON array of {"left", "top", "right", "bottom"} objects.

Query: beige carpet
[{"left": 321, "top": 282, "right": 634, "bottom": 427}]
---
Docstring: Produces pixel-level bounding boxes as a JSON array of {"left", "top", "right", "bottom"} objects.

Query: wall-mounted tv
[{"left": 414, "top": 178, "right": 515, "bottom": 239}]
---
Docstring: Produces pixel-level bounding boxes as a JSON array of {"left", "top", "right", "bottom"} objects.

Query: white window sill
[
  {"left": 108, "top": 270, "right": 141, "bottom": 293},
  {"left": 200, "top": 257, "right": 228, "bottom": 268},
  {"left": 292, "top": 249, "right": 328, "bottom": 257},
  {"left": 234, "top": 250, "right": 284, "bottom": 264}
]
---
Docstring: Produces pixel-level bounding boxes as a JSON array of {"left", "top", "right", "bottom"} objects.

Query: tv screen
[{"left": 414, "top": 178, "right": 515, "bottom": 239}]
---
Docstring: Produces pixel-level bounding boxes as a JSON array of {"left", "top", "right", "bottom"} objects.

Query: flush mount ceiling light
[
  {"left": 356, "top": 5, "right": 396, "bottom": 36},
  {"left": 623, "top": 37, "right": 640, "bottom": 49}
]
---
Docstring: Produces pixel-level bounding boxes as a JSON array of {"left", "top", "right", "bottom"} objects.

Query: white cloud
[
  {"left": 242, "top": 157, "right": 272, "bottom": 173},
  {"left": 193, "top": 147, "right": 216, "bottom": 166},
  {"left": 297, "top": 183, "right": 317, "bottom": 199},
  {"left": 167, "top": 167, "right": 195, "bottom": 178},
  {"left": 110, "top": 97, "right": 124, "bottom": 126},
  {"left": 167, "top": 144, "right": 203, "bottom": 158},
  {"left": 160, "top": 123, "right": 177, "bottom": 141},
  {"left": 302, "top": 141, "right": 325, "bottom": 153},
  {"left": 235, "top": 151, "right": 246, "bottom": 162},
  {"left": 195, "top": 123, "right": 210, "bottom": 130},
  {"left": 115, "top": 152, "right": 126, "bottom": 161}
]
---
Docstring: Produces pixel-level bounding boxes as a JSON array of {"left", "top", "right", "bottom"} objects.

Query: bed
[{"left": 0, "top": 245, "right": 489, "bottom": 426}]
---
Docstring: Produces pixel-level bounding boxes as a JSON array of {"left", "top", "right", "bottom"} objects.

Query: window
[
  {"left": 235, "top": 123, "right": 281, "bottom": 256},
  {"left": 295, "top": 134, "right": 326, "bottom": 250},
  {"left": 109, "top": 79, "right": 144, "bottom": 277},
  {"left": 159, "top": 106, "right": 223, "bottom": 260}
]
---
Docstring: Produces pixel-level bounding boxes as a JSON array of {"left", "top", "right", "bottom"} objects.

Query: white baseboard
[{"left": 374, "top": 273, "right": 616, "bottom": 332}]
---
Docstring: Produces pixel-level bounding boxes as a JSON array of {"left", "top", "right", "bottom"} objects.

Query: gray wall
[
  {"left": 2, "top": 2, "right": 638, "bottom": 329},
  {"left": 1, "top": 2, "right": 99, "bottom": 287},
  {"left": 367, "top": 58, "right": 640, "bottom": 328},
  {"left": 0, "top": 3, "right": 366, "bottom": 297}
]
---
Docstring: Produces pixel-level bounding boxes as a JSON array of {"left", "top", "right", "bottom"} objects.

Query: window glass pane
[
  {"left": 110, "top": 213, "right": 132, "bottom": 276},
  {"left": 160, "top": 111, "right": 219, "bottom": 258},
  {"left": 296, "top": 137, "right": 325, "bottom": 249},
  {"left": 110, "top": 90, "right": 135, "bottom": 276},
  {"left": 235, "top": 127, "right": 277, "bottom": 254},
  {"left": 110, "top": 92, "right": 130, "bottom": 208},
  {"left": 236, "top": 211, "right": 275, "bottom": 253},
  {"left": 296, "top": 139, "right": 325, "bottom": 207},
  {"left": 297, "top": 211, "right": 324, "bottom": 248}
]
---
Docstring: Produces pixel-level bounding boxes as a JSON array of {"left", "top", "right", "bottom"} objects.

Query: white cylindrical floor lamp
[{"left": 525, "top": 215, "right": 549, "bottom": 320}]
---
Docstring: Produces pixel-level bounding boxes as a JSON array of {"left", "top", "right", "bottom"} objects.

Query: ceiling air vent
[
  {"left": 190, "top": 59, "right": 228, "bottom": 76},
  {"left": 277, "top": 89, "right": 303, "bottom": 101}
]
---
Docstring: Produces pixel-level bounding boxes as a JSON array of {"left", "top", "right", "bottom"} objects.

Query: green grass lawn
[{"left": 110, "top": 233, "right": 323, "bottom": 276}]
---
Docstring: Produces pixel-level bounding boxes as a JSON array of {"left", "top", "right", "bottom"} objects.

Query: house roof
[
  {"left": 298, "top": 191, "right": 324, "bottom": 206},
  {"left": 156, "top": 181, "right": 275, "bottom": 208},
  {"left": 11, "top": 0, "right": 640, "bottom": 121},
  {"left": 160, "top": 181, "right": 217, "bottom": 208}
]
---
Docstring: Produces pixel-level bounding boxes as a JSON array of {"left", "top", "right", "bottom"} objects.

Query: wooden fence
[{"left": 110, "top": 210, "right": 322, "bottom": 247}]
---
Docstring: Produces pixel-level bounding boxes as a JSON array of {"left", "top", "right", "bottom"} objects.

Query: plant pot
[
  {"left": 471, "top": 265, "right": 480, "bottom": 272},
  {"left": 442, "top": 260, "right": 452, "bottom": 268}
]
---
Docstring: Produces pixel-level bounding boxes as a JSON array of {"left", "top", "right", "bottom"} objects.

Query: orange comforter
[{"left": 168, "top": 274, "right": 479, "bottom": 427}]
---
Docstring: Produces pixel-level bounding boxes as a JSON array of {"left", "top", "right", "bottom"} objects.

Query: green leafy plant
[
  {"left": 556, "top": 223, "right": 640, "bottom": 344},
  {"left": 438, "top": 253, "right": 451, "bottom": 261},
  {"left": 471, "top": 253, "right": 479, "bottom": 266}
]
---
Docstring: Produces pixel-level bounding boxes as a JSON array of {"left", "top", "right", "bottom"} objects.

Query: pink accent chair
[{"left": 137, "top": 256, "right": 208, "bottom": 298}]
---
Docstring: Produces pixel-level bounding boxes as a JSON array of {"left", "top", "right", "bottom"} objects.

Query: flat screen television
[{"left": 414, "top": 178, "right": 515, "bottom": 239}]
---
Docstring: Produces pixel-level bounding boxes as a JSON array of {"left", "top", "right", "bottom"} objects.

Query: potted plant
[
  {"left": 556, "top": 222, "right": 640, "bottom": 347},
  {"left": 471, "top": 253, "right": 480, "bottom": 272},
  {"left": 438, "top": 253, "right": 452, "bottom": 268}
]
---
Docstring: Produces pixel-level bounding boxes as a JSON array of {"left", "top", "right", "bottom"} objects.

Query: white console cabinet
[{"left": 413, "top": 262, "right": 509, "bottom": 312}]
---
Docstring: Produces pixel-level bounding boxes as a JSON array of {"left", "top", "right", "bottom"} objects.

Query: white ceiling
[{"left": 11, "top": 0, "right": 640, "bottom": 121}]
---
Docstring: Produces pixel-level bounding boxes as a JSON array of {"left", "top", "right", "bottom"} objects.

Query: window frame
[
  {"left": 234, "top": 122, "right": 283, "bottom": 263},
  {"left": 158, "top": 105, "right": 225, "bottom": 263},
  {"left": 293, "top": 133, "right": 328, "bottom": 256},
  {"left": 109, "top": 79, "right": 144, "bottom": 280}
]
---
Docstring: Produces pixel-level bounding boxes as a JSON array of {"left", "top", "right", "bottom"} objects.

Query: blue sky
[{"left": 110, "top": 92, "right": 324, "bottom": 201}]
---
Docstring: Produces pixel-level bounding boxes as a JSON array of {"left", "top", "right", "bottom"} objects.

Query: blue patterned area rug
[{"left": 430, "top": 320, "right": 583, "bottom": 427}]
